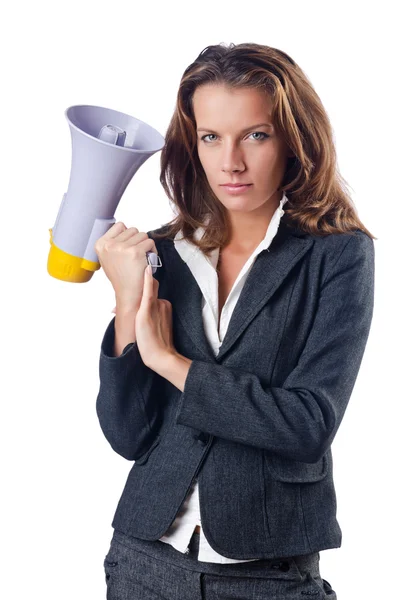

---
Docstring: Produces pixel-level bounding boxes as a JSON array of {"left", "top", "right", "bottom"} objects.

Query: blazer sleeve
[
  {"left": 175, "top": 231, "right": 375, "bottom": 463},
  {"left": 95, "top": 315, "right": 165, "bottom": 460}
]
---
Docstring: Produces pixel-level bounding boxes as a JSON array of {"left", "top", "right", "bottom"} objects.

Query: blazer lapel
[{"left": 161, "top": 220, "right": 314, "bottom": 362}]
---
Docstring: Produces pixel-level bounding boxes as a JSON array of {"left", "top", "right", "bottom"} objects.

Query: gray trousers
[{"left": 103, "top": 529, "right": 337, "bottom": 599}]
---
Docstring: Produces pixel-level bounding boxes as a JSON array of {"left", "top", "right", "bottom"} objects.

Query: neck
[{"left": 223, "top": 191, "right": 283, "bottom": 253}]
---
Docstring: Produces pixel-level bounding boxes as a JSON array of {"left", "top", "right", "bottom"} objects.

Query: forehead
[{"left": 192, "top": 84, "right": 273, "bottom": 123}]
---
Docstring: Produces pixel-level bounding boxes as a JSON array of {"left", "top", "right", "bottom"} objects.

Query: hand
[
  {"left": 134, "top": 265, "right": 177, "bottom": 370},
  {"left": 95, "top": 222, "right": 159, "bottom": 308}
]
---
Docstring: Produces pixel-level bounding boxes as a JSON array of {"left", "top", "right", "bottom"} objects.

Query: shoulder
[
  {"left": 319, "top": 231, "right": 374, "bottom": 288},
  {"left": 312, "top": 228, "right": 374, "bottom": 263},
  {"left": 146, "top": 225, "right": 175, "bottom": 244},
  {"left": 286, "top": 224, "right": 374, "bottom": 284},
  {"left": 290, "top": 223, "right": 373, "bottom": 255}
]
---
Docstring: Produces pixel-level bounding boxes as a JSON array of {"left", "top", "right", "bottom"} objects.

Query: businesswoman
[{"left": 95, "top": 43, "right": 376, "bottom": 599}]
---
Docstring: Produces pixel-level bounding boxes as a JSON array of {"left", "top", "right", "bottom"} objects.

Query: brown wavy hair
[{"left": 151, "top": 42, "right": 377, "bottom": 256}]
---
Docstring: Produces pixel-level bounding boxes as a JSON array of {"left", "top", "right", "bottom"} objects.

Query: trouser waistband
[{"left": 112, "top": 529, "right": 321, "bottom": 579}]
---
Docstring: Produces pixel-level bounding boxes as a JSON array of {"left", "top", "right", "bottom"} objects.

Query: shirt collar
[{"left": 174, "top": 191, "right": 289, "bottom": 264}]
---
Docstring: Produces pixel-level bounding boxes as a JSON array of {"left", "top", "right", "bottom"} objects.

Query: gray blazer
[{"left": 96, "top": 218, "right": 375, "bottom": 559}]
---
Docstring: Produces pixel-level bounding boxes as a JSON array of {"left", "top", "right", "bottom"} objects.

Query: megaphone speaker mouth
[{"left": 66, "top": 104, "right": 165, "bottom": 153}]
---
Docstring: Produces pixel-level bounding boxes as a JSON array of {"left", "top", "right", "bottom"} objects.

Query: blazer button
[{"left": 194, "top": 432, "right": 209, "bottom": 444}]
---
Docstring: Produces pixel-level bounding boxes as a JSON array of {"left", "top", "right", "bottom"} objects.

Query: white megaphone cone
[{"left": 48, "top": 104, "right": 165, "bottom": 283}]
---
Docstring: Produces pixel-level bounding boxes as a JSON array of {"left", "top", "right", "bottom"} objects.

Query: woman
[{"left": 95, "top": 42, "right": 376, "bottom": 599}]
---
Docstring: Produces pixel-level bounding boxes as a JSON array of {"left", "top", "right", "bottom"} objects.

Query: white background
[{"left": 1, "top": 1, "right": 395, "bottom": 598}]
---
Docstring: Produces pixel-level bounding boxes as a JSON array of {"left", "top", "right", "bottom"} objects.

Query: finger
[
  {"left": 103, "top": 221, "right": 127, "bottom": 239},
  {"left": 163, "top": 299, "right": 172, "bottom": 310},
  {"left": 146, "top": 264, "right": 159, "bottom": 287},
  {"left": 142, "top": 265, "right": 155, "bottom": 301},
  {"left": 158, "top": 299, "right": 167, "bottom": 312}
]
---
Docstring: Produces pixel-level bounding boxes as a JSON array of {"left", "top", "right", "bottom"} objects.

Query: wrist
[
  {"left": 115, "top": 301, "right": 141, "bottom": 315},
  {"left": 154, "top": 352, "right": 193, "bottom": 392}
]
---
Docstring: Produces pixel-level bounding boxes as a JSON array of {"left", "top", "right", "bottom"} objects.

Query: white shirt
[{"left": 158, "top": 193, "right": 289, "bottom": 563}]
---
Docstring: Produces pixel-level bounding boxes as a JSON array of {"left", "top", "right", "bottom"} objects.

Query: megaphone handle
[{"left": 146, "top": 251, "right": 162, "bottom": 275}]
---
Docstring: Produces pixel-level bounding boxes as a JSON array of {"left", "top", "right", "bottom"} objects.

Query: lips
[
  {"left": 221, "top": 183, "right": 252, "bottom": 187},
  {"left": 221, "top": 184, "right": 253, "bottom": 195}
]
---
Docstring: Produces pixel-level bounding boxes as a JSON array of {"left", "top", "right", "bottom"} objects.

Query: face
[{"left": 193, "top": 84, "right": 294, "bottom": 219}]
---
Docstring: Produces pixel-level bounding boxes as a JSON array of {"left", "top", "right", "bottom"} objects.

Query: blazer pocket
[
  {"left": 265, "top": 451, "right": 329, "bottom": 483},
  {"left": 134, "top": 435, "right": 161, "bottom": 465}
]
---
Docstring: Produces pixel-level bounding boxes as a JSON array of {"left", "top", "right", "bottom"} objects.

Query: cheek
[
  {"left": 252, "top": 150, "right": 283, "bottom": 176},
  {"left": 197, "top": 146, "right": 206, "bottom": 168},
  {"left": 197, "top": 151, "right": 215, "bottom": 178}
]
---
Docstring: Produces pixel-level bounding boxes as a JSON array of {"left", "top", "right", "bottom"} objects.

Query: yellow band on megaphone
[{"left": 47, "top": 228, "right": 100, "bottom": 283}]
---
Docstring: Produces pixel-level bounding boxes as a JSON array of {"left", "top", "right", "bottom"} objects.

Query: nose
[{"left": 221, "top": 141, "right": 245, "bottom": 173}]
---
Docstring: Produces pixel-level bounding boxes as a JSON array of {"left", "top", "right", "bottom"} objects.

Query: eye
[
  {"left": 200, "top": 132, "right": 269, "bottom": 143},
  {"left": 200, "top": 134, "right": 217, "bottom": 143},
  {"left": 250, "top": 132, "right": 269, "bottom": 141}
]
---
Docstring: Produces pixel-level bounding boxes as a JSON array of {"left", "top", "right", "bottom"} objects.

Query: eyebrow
[{"left": 196, "top": 122, "right": 272, "bottom": 133}]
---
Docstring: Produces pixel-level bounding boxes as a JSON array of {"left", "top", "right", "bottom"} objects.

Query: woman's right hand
[{"left": 94, "top": 222, "right": 159, "bottom": 309}]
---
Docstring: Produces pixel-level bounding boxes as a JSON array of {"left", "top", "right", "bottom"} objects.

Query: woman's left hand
[{"left": 133, "top": 265, "right": 177, "bottom": 370}]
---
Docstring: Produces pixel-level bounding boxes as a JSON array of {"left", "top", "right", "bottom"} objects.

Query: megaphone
[{"left": 47, "top": 104, "right": 165, "bottom": 283}]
